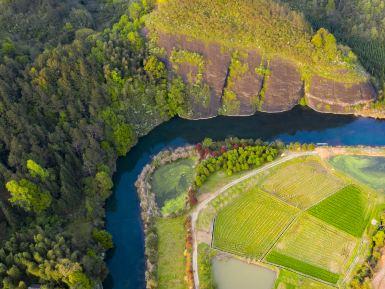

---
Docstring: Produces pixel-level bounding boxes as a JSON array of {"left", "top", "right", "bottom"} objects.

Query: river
[{"left": 103, "top": 106, "right": 385, "bottom": 289}]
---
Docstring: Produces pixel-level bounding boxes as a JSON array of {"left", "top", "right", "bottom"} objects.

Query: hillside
[{"left": 145, "top": 0, "right": 377, "bottom": 118}]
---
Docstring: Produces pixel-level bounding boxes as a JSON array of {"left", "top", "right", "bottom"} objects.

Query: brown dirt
[
  {"left": 373, "top": 249, "right": 385, "bottom": 289},
  {"left": 307, "top": 76, "right": 376, "bottom": 114},
  {"left": 261, "top": 57, "right": 303, "bottom": 112}
]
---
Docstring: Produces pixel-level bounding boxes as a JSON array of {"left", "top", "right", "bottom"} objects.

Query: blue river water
[{"left": 104, "top": 106, "right": 385, "bottom": 289}]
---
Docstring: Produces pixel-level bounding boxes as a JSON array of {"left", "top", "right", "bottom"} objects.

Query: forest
[{"left": 0, "top": 0, "right": 186, "bottom": 288}]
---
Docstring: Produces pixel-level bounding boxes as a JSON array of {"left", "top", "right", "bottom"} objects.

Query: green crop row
[
  {"left": 308, "top": 185, "right": 370, "bottom": 237},
  {"left": 266, "top": 251, "right": 340, "bottom": 284}
]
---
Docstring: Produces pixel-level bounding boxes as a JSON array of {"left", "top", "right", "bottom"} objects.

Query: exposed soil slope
[{"left": 146, "top": 0, "right": 377, "bottom": 119}]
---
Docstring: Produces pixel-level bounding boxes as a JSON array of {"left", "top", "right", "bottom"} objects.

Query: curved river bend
[{"left": 104, "top": 106, "right": 385, "bottom": 289}]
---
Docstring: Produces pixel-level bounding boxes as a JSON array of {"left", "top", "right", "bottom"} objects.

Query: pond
[
  {"left": 104, "top": 106, "right": 385, "bottom": 289},
  {"left": 212, "top": 256, "right": 277, "bottom": 289}
]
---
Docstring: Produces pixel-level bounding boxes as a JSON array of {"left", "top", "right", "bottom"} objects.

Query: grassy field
[
  {"left": 156, "top": 216, "right": 187, "bottom": 289},
  {"left": 308, "top": 185, "right": 372, "bottom": 237},
  {"left": 213, "top": 188, "right": 298, "bottom": 259},
  {"left": 151, "top": 158, "right": 195, "bottom": 208},
  {"left": 330, "top": 155, "right": 385, "bottom": 193},
  {"left": 261, "top": 157, "right": 345, "bottom": 209},
  {"left": 270, "top": 214, "right": 357, "bottom": 275},
  {"left": 274, "top": 269, "right": 337, "bottom": 289}
]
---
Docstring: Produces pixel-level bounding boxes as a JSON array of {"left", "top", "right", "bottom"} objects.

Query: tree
[
  {"left": 92, "top": 229, "right": 114, "bottom": 250},
  {"left": 26, "top": 159, "right": 49, "bottom": 179},
  {"left": 5, "top": 179, "right": 51, "bottom": 213}
]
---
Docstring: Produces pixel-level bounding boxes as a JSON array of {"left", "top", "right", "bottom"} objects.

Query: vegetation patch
[
  {"left": 271, "top": 214, "right": 357, "bottom": 275},
  {"left": 151, "top": 157, "right": 195, "bottom": 209},
  {"left": 308, "top": 185, "right": 372, "bottom": 237},
  {"left": 330, "top": 155, "right": 385, "bottom": 192},
  {"left": 261, "top": 156, "right": 345, "bottom": 209},
  {"left": 213, "top": 188, "right": 298, "bottom": 259},
  {"left": 156, "top": 216, "right": 187, "bottom": 289},
  {"left": 266, "top": 251, "right": 340, "bottom": 284},
  {"left": 274, "top": 269, "right": 336, "bottom": 289},
  {"left": 170, "top": 49, "right": 205, "bottom": 84},
  {"left": 198, "top": 243, "right": 217, "bottom": 289}
]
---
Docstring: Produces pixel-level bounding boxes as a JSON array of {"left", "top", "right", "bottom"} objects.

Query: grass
[
  {"left": 266, "top": 251, "right": 340, "bottom": 284},
  {"left": 274, "top": 269, "right": 337, "bottom": 289},
  {"left": 308, "top": 185, "right": 372, "bottom": 237},
  {"left": 198, "top": 169, "right": 255, "bottom": 196},
  {"left": 261, "top": 157, "right": 346, "bottom": 209},
  {"left": 213, "top": 188, "right": 298, "bottom": 259},
  {"left": 330, "top": 155, "right": 385, "bottom": 192},
  {"left": 146, "top": 0, "right": 367, "bottom": 83},
  {"left": 151, "top": 158, "right": 195, "bottom": 208},
  {"left": 271, "top": 214, "right": 357, "bottom": 274},
  {"left": 156, "top": 216, "right": 186, "bottom": 289}
]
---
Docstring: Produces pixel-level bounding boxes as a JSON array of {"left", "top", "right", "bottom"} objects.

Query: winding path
[{"left": 190, "top": 151, "right": 317, "bottom": 289}]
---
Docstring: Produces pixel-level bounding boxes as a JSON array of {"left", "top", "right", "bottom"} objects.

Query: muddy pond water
[
  {"left": 213, "top": 256, "right": 277, "bottom": 289},
  {"left": 104, "top": 106, "right": 385, "bottom": 289}
]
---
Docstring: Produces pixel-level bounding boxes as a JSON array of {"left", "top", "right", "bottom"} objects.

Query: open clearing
[
  {"left": 151, "top": 158, "right": 195, "bottom": 207},
  {"left": 213, "top": 188, "right": 298, "bottom": 259},
  {"left": 156, "top": 216, "right": 187, "bottom": 289},
  {"left": 308, "top": 185, "right": 372, "bottom": 237},
  {"left": 330, "top": 155, "right": 385, "bottom": 193},
  {"left": 261, "top": 156, "right": 346, "bottom": 209},
  {"left": 269, "top": 214, "right": 357, "bottom": 276}
]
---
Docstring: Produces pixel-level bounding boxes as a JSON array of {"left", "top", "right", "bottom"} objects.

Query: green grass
[
  {"left": 198, "top": 169, "right": 255, "bottom": 196},
  {"left": 156, "top": 216, "right": 187, "bottom": 289},
  {"left": 271, "top": 214, "right": 357, "bottom": 274},
  {"left": 330, "top": 155, "right": 385, "bottom": 192},
  {"left": 274, "top": 269, "right": 337, "bottom": 289},
  {"left": 266, "top": 251, "right": 340, "bottom": 284},
  {"left": 213, "top": 188, "right": 298, "bottom": 259},
  {"left": 151, "top": 158, "right": 195, "bottom": 208},
  {"left": 146, "top": 0, "right": 367, "bottom": 83},
  {"left": 308, "top": 185, "right": 372, "bottom": 237},
  {"left": 262, "top": 157, "right": 345, "bottom": 209}
]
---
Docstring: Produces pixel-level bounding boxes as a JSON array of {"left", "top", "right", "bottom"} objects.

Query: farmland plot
[
  {"left": 268, "top": 214, "right": 357, "bottom": 277},
  {"left": 261, "top": 157, "right": 345, "bottom": 209},
  {"left": 308, "top": 185, "right": 372, "bottom": 237},
  {"left": 213, "top": 188, "right": 298, "bottom": 259}
]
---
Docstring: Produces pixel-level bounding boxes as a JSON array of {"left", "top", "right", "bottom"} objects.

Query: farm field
[
  {"left": 213, "top": 188, "right": 298, "bottom": 259},
  {"left": 330, "top": 155, "right": 385, "bottom": 193},
  {"left": 308, "top": 185, "right": 372, "bottom": 237},
  {"left": 151, "top": 158, "right": 195, "bottom": 208},
  {"left": 261, "top": 156, "right": 345, "bottom": 209},
  {"left": 269, "top": 214, "right": 357, "bottom": 276},
  {"left": 156, "top": 216, "right": 187, "bottom": 289},
  {"left": 274, "top": 269, "right": 337, "bottom": 289}
]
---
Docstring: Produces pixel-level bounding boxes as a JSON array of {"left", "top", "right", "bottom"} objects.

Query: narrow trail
[{"left": 190, "top": 151, "right": 317, "bottom": 289}]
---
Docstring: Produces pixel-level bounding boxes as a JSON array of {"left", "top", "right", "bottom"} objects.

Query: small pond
[{"left": 213, "top": 256, "right": 277, "bottom": 289}]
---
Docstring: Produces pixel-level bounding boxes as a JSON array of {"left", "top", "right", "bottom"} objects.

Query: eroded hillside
[{"left": 145, "top": 0, "right": 377, "bottom": 118}]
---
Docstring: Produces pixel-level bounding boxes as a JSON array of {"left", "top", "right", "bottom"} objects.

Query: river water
[{"left": 104, "top": 106, "right": 385, "bottom": 289}]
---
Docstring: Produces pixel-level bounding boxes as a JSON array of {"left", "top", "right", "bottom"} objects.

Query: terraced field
[
  {"left": 308, "top": 185, "right": 372, "bottom": 237},
  {"left": 269, "top": 214, "right": 357, "bottom": 276},
  {"left": 262, "top": 157, "right": 345, "bottom": 209},
  {"left": 213, "top": 188, "right": 298, "bottom": 259}
]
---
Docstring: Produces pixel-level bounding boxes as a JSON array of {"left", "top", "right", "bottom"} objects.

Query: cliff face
[{"left": 157, "top": 33, "right": 376, "bottom": 119}]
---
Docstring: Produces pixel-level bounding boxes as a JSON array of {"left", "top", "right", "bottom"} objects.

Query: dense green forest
[
  {"left": 280, "top": 0, "right": 385, "bottom": 90},
  {"left": 0, "top": 0, "right": 187, "bottom": 288}
]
